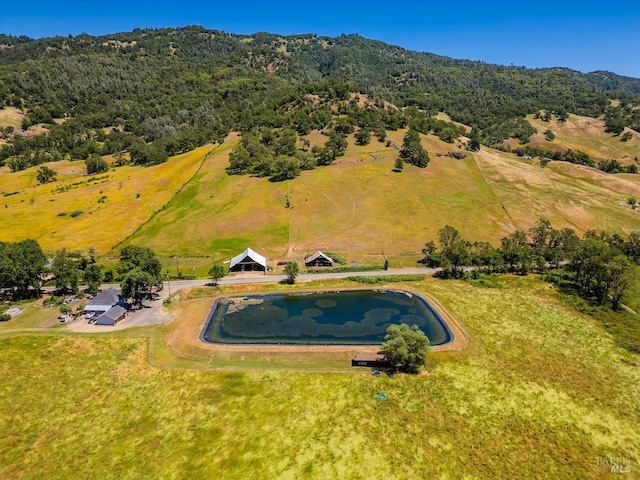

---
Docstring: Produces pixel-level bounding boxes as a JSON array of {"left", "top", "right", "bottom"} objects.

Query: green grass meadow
[{"left": 1, "top": 276, "right": 638, "bottom": 479}]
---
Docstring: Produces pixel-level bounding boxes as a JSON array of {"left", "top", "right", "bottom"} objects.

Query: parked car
[{"left": 58, "top": 315, "right": 70, "bottom": 323}]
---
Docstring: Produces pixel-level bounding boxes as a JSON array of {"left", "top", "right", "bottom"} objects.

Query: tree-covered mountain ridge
[
  {"left": 1, "top": 27, "right": 639, "bottom": 85},
  {"left": 0, "top": 25, "right": 639, "bottom": 176}
]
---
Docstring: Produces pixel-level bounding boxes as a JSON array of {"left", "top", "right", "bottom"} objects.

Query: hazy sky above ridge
[{"left": 1, "top": 0, "right": 639, "bottom": 78}]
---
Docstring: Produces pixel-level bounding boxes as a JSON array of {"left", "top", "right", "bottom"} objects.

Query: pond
[{"left": 201, "top": 289, "right": 452, "bottom": 346}]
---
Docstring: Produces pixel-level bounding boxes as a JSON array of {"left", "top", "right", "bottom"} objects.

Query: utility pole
[{"left": 166, "top": 271, "right": 171, "bottom": 301}]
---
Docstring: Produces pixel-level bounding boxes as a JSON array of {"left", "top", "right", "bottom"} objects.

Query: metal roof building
[
  {"left": 229, "top": 248, "right": 267, "bottom": 272},
  {"left": 305, "top": 251, "right": 334, "bottom": 267},
  {"left": 84, "top": 288, "right": 121, "bottom": 314},
  {"left": 95, "top": 305, "right": 127, "bottom": 326}
]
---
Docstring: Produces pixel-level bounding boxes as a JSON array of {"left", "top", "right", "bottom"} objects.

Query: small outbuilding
[
  {"left": 229, "top": 248, "right": 267, "bottom": 272},
  {"left": 351, "top": 353, "right": 391, "bottom": 368},
  {"left": 95, "top": 305, "right": 127, "bottom": 326},
  {"left": 305, "top": 251, "right": 334, "bottom": 267},
  {"left": 84, "top": 288, "right": 121, "bottom": 314}
]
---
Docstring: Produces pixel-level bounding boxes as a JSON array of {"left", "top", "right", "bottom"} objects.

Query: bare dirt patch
[
  {"left": 38, "top": 314, "right": 61, "bottom": 328},
  {"left": 28, "top": 125, "right": 50, "bottom": 136},
  {"left": 102, "top": 40, "right": 138, "bottom": 49}
]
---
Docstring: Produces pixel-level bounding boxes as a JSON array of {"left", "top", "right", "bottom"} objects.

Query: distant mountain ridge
[
  {"left": 0, "top": 26, "right": 639, "bottom": 172},
  {"left": 1, "top": 28, "right": 639, "bottom": 83},
  {"left": 585, "top": 71, "right": 640, "bottom": 94}
]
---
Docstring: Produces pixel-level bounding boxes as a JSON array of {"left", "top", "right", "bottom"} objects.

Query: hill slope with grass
[
  {"left": 1, "top": 117, "right": 638, "bottom": 269},
  {"left": 0, "top": 145, "right": 213, "bottom": 253}
]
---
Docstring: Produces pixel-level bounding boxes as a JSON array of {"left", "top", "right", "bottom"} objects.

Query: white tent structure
[{"left": 229, "top": 248, "right": 267, "bottom": 272}]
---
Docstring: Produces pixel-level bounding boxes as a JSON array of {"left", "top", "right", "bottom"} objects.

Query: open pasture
[{"left": 0, "top": 276, "right": 638, "bottom": 479}]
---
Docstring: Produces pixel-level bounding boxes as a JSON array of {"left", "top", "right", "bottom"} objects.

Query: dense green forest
[{"left": 1, "top": 26, "right": 639, "bottom": 176}]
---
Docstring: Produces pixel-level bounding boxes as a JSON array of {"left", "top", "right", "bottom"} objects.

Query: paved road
[{"left": 165, "top": 266, "right": 438, "bottom": 294}]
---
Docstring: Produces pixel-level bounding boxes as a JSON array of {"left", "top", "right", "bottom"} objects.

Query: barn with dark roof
[{"left": 305, "top": 251, "right": 334, "bottom": 267}]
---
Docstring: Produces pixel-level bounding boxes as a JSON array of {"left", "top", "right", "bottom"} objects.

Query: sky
[{"left": 1, "top": 0, "right": 639, "bottom": 78}]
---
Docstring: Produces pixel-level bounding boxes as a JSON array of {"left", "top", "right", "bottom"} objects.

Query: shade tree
[
  {"left": 380, "top": 324, "right": 430, "bottom": 374},
  {"left": 284, "top": 261, "right": 299, "bottom": 284},
  {"left": 84, "top": 263, "right": 104, "bottom": 295},
  {"left": 208, "top": 264, "right": 225, "bottom": 286},
  {"left": 85, "top": 154, "right": 109, "bottom": 174},
  {"left": 0, "top": 239, "right": 47, "bottom": 298},
  {"left": 51, "top": 248, "right": 80, "bottom": 293},
  {"left": 36, "top": 165, "right": 56, "bottom": 184},
  {"left": 117, "top": 246, "right": 163, "bottom": 302},
  {"left": 399, "top": 129, "right": 430, "bottom": 168}
]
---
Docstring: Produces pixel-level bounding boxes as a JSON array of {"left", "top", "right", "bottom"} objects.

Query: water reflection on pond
[{"left": 202, "top": 289, "right": 452, "bottom": 345}]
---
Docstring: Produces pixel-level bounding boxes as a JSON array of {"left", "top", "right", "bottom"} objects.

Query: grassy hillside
[
  {"left": 0, "top": 145, "right": 213, "bottom": 254},
  {"left": 527, "top": 113, "right": 640, "bottom": 163},
  {"left": 2, "top": 128, "right": 638, "bottom": 268},
  {"left": 126, "top": 130, "right": 510, "bottom": 264},
  {"left": 474, "top": 147, "right": 640, "bottom": 235},
  {"left": 0, "top": 107, "right": 22, "bottom": 129},
  {"left": 1, "top": 276, "right": 638, "bottom": 478},
  {"left": 122, "top": 129, "right": 640, "bottom": 265}
]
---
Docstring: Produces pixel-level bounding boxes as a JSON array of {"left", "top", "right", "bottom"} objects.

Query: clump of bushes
[
  {"left": 69, "top": 210, "right": 83, "bottom": 217},
  {"left": 43, "top": 295, "right": 64, "bottom": 307},
  {"left": 314, "top": 264, "right": 382, "bottom": 274},
  {"left": 464, "top": 271, "right": 501, "bottom": 288},
  {"left": 346, "top": 274, "right": 425, "bottom": 284},
  {"left": 323, "top": 252, "right": 346, "bottom": 264}
]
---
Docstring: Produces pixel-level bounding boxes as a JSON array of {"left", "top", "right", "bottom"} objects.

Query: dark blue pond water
[{"left": 202, "top": 289, "right": 452, "bottom": 345}]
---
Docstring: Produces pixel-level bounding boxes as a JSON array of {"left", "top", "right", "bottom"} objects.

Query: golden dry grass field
[
  {"left": 0, "top": 276, "right": 638, "bottom": 479},
  {"left": 0, "top": 145, "right": 214, "bottom": 254},
  {"left": 0, "top": 107, "right": 23, "bottom": 129},
  {"left": 527, "top": 113, "right": 640, "bottom": 163}
]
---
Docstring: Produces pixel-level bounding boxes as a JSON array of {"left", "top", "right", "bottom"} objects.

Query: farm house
[
  {"left": 304, "top": 251, "right": 334, "bottom": 267},
  {"left": 84, "top": 288, "right": 121, "bottom": 314},
  {"left": 229, "top": 248, "right": 267, "bottom": 272}
]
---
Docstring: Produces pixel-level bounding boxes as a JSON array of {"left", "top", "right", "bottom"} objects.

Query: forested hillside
[{"left": 1, "top": 26, "right": 639, "bottom": 175}]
